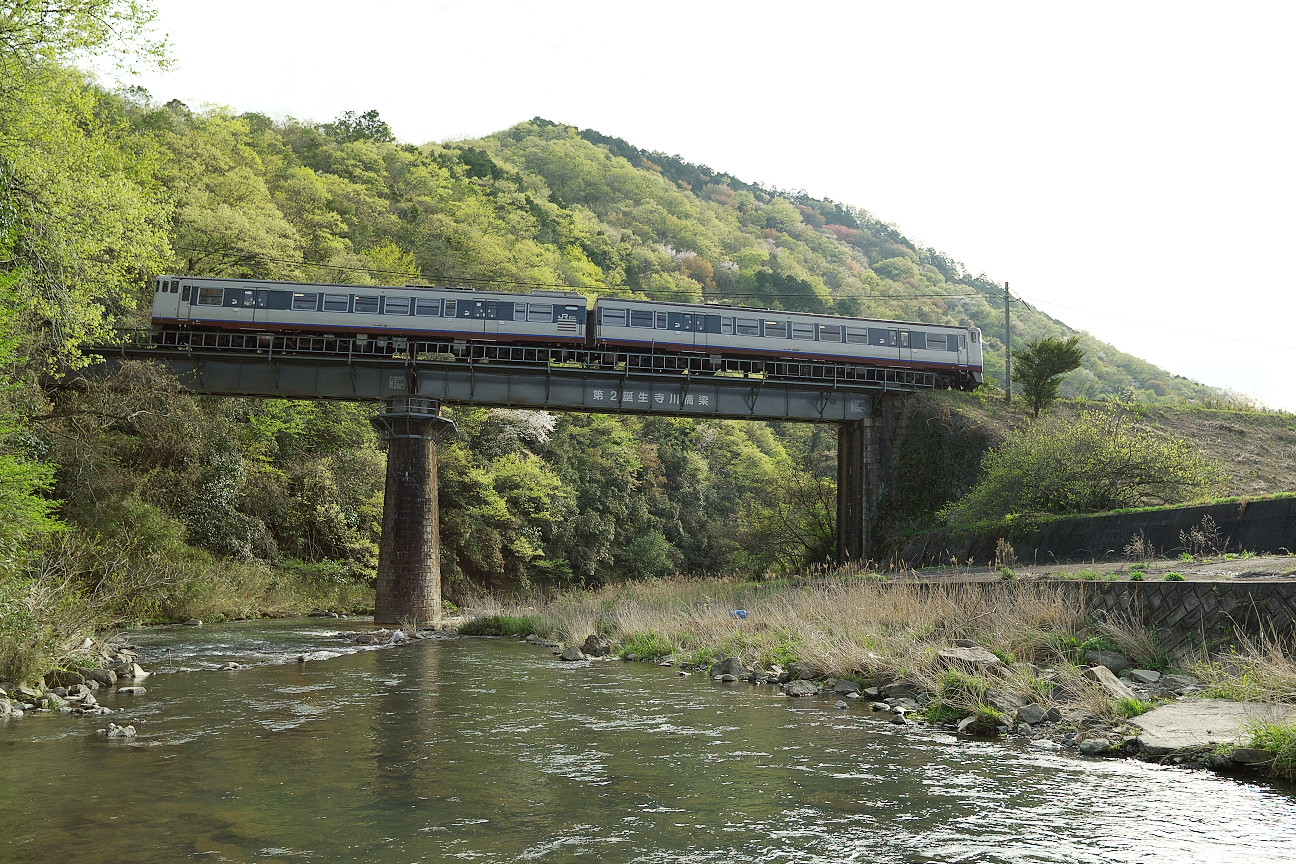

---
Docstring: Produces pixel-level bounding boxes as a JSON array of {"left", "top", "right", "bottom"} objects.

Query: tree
[
  {"left": 320, "top": 109, "right": 394, "bottom": 144},
  {"left": 1013, "top": 335, "right": 1085, "bottom": 416},
  {"left": 941, "top": 408, "right": 1221, "bottom": 523}
]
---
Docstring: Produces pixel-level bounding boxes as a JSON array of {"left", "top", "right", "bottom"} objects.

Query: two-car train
[{"left": 150, "top": 275, "right": 985, "bottom": 389}]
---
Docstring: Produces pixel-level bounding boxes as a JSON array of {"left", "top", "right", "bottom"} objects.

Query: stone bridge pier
[
  {"left": 836, "top": 396, "right": 890, "bottom": 566},
  {"left": 371, "top": 397, "right": 454, "bottom": 625}
]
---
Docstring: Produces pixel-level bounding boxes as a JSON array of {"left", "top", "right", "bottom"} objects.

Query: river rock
[
  {"left": 1016, "top": 703, "right": 1061, "bottom": 725},
  {"left": 558, "top": 646, "right": 586, "bottom": 661},
  {"left": 103, "top": 723, "right": 137, "bottom": 739},
  {"left": 937, "top": 646, "right": 1003, "bottom": 672},
  {"left": 835, "top": 700, "right": 849, "bottom": 709},
  {"left": 957, "top": 714, "right": 998, "bottom": 736},
  {"left": 870, "top": 701, "right": 889, "bottom": 712},
  {"left": 890, "top": 713, "right": 909, "bottom": 726},
  {"left": 45, "top": 669, "right": 85, "bottom": 688},
  {"left": 1082, "top": 649, "right": 1132, "bottom": 676},
  {"left": 832, "top": 679, "right": 861, "bottom": 696},
  {"left": 783, "top": 680, "right": 818, "bottom": 697},
  {"left": 1231, "top": 748, "right": 1274, "bottom": 765},
  {"left": 709, "top": 657, "right": 746, "bottom": 679},
  {"left": 117, "top": 686, "right": 147, "bottom": 695},
  {"left": 985, "top": 688, "right": 1026, "bottom": 717},
  {"left": 786, "top": 662, "right": 821, "bottom": 681},
  {"left": 113, "top": 663, "right": 149, "bottom": 681},
  {"left": 216, "top": 662, "right": 244, "bottom": 671},
  {"left": 183, "top": 619, "right": 203, "bottom": 627},
  {"left": 1129, "top": 669, "right": 1162, "bottom": 685},
  {"left": 1079, "top": 737, "right": 1112, "bottom": 756},
  {"left": 0, "top": 697, "right": 12, "bottom": 717},
  {"left": 81, "top": 668, "right": 117, "bottom": 687},
  {"left": 1082, "top": 665, "right": 1137, "bottom": 701},
  {"left": 582, "top": 634, "right": 615, "bottom": 657},
  {"left": 881, "top": 681, "right": 920, "bottom": 700}
]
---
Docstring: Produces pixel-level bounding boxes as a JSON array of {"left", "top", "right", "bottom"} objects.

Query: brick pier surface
[{"left": 371, "top": 398, "right": 453, "bottom": 625}]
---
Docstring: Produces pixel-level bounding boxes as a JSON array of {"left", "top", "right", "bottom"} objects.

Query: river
[{"left": 2, "top": 619, "right": 1295, "bottom": 864}]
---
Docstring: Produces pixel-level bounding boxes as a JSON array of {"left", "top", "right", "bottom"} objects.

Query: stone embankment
[
  {"left": 0, "top": 639, "right": 150, "bottom": 721},
  {"left": 535, "top": 634, "right": 1296, "bottom": 779}
]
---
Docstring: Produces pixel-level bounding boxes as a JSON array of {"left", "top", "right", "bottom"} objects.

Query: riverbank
[{"left": 458, "top": 573, "right": 1296, "bottom": 780}]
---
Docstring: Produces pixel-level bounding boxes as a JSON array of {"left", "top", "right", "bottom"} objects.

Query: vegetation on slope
[{"left": 0, "top": 1, "right": 1288, "bottom": 686}]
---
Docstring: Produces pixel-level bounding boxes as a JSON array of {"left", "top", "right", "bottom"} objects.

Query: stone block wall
[{"left": 1059, "top": 581, "right": 1296, "bottom": 660}]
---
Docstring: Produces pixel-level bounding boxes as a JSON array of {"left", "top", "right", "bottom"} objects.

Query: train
[{"left": 150, "top": 275, "right": 985, "bottom": 389}]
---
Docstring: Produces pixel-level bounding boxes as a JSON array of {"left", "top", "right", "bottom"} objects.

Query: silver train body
[{"left": 151, "top": 275, "right": 984, "bottom": 388}]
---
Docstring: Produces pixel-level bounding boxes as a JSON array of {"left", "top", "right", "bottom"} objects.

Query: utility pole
[{"left": 1003, "top": 282, "right": 1012, "bottom": 403}]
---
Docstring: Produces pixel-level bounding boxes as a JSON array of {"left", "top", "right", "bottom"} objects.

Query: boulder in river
[
  {"left": 783, "top": 680, "right": 818, "bottom": 697},
  {"left": 558, "top": 646, "right": 586, "bottom": 662},
  {"left": 709, "top": 657, "right": 746, "bottom": 679},
  {"left": 582, "top": 634, "right": 615, "bottom": 657}
]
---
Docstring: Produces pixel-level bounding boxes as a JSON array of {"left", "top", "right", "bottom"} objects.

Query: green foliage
[
  {"left": 942, "top": 407, "right": 1222, "bottom": 523},
  {"left": 457, "top": 614, "right": 546, "bottom": 638},
  {"left": 618, "top": 629, "right": 675, "bottom": 660},
  {"left": 1115, "top": 697, "right": 1155, "bottom": 718},
  {"left": 1244, "top": 720, "right": 1296, "bottom": 777},
  {"left": 1013, "top": 335, "right": 1084, "bottom": 417}
]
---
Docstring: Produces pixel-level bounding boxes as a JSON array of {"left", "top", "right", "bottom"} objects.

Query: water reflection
[{"left": 0, "top": 621, "right": 1294, "bottom": 864}]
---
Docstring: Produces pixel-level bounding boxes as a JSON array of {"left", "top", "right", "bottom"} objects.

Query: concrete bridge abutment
[
  {"left": 836, "top": 394, "right": 896, "bottom": 566},
  {"left": 371, "top": 397, "right": 454, "bottom": 625}
]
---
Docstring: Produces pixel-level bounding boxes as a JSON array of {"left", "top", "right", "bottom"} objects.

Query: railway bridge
[{"left": 93, "top": 331, "right": 927, "bottom": 623}]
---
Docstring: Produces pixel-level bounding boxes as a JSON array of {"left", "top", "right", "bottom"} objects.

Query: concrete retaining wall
[
  {"left": 896, "top": 497, "right": 1296, "bottom": 566},
  {"left": 1060, "top": 580, "right": 1296, "bottom": 660}
]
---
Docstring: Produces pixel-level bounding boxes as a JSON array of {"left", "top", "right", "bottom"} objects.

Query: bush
[
  {"left": 1164, "top": 572, "right": 1184, "bottom": 581},
  {"left": 458, "top": 614, "right": 546, "bottom": 637},
  {"left": 941, "top": 407, "right": 1221, "bottom": 523}
]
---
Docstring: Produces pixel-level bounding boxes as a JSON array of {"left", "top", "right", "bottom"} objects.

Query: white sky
[{"left": 115, "top": 0, "right": 1296, "bottom": 411}]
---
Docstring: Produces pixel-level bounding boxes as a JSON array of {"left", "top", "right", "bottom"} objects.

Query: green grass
[
  {"left": 1164, "top": 572, "right": 1185, "bottom": 581},
  {"left": 618, "top": 629, "right": 676, "bottom": 660},
  {"left": 1244, "top": 720, "right": 1296, "bottom": 777},
  {"left": 1115, "top": 697, "right": 1155, "bottom": 718},
  {"left": 458, "top": 614, "right": 547, "bottom": 637}
]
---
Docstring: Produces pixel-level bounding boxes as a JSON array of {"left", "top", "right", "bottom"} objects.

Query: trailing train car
[
  {"left": 151, "top": 275, "right": 983, "bottom": 388},
  {"left": 593, "top": 297, "right": 984, "bottom": 388},
  {"left": 150, "top": 275, "right": 587, "bottom": 345}
]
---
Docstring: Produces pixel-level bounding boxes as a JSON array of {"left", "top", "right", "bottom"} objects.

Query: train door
[
  {"left": 666, "top": 311, "right": 702, "bottom": 349},
  {"left": 457, "top": 298, "right": 497, "bottom": 337},
  {"left": 899, "top": 330, "right": 913, "bottom": 367}
]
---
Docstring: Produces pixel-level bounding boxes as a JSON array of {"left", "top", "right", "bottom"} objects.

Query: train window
[
  {"left": 900, "top": 331, "right": 909, "bottom": 348},
  {"left": 292, "top": 292, "right": 319, "bottom": 311},
  {"left": 971, "top": 330, "right": 979, "bottom": 343},
  {"left": 735, "top": 318, "right": 759, "bottom": 336},
  {"left": 384, "top": 297, "right": 411, "bottom": 315},
  {"left": 721, "top": 317, "right": 734, "bottom": 335},
  {"left": 354, "top": 295, "right": 379, "bottom": 314},
  {"left": 443, "top": 300, "right": 457, "bottom": 317},
  {"left": 602, "top": 308, "right": 627, "bottom": 327},
  {"left": 630, "top": 310, "right": 654, "bottom": 328},
  {"left": 195, "top": 287, "right": 223, "bottom": 306},
  {"left": 323, "top": 293, "right": 349, "bottom": 312},
  {"left": 154, "top": 281, "right": 162, "bottom": 294},
  {"left": 791, "top": 323, "right": 814, "bottom": 340},
  {"left": 656, "top": 312, "right": 667, "bottom": 329},
  {"left": 414, "top": 299, "right": 440, "bottom": 316},
  {"left": 927, "top": 335, "right": 947, "bottom": 350},
  {"left": 764, "top": 321, "right": 788, "bottom": 338},
  {"left": 528, "top": 304, "right": 552, "bottom": 322},
  {"left": 819, "top": 324, "right": 843, "bottom": 343},
  {"left": 958, "top": 335, "right": 967, "bottom": 350},
  {"left": 513, "top": 304, "right": 528, "bottom": 321},
  {"left": 181, "top": 285, "right": 191, "bottom": 302},
  {"left": 171, "top": 280, "right": 180, "bottom": 292},
  {"left": 846, "top": 327, "right": 868, "bottom": 344},
  {"left": 911, "top": 331, "right": 927, "bottom": 350}
]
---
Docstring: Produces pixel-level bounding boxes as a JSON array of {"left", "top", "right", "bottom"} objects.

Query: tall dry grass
[{"left": 476, "top": 579, "right": 1093, "bottom": 683}]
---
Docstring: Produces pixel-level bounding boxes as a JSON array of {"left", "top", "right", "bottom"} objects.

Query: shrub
[
  {"left": 1164, "top": 572, "right": 1184, "bottom": 581},
  {"left": 941, "top": 407, "right": 1222, "bottom": 523},
  {"left": 1245, "top": 720, "right": 1296, "bottom": 777},
  {"left": 618, "top": 629, "right": 675, "bottom": 660},
  {"left": 458, "top": 614, "right": 546, "bottom": 637}
]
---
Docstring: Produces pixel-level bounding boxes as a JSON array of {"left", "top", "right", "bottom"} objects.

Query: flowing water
[{"left": 2, "top": 619, "right": 1295, "bottom": 864}]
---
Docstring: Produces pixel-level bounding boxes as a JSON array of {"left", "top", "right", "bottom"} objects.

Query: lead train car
[
  {"left": 151, "top": 276, "right": 984, "bottom": 389},
  {"left": 594, "top": 298, "right": 984, "bottom": 389},
  {"left": 151, "top": 275, "right": 588, "bottom": 345}
]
